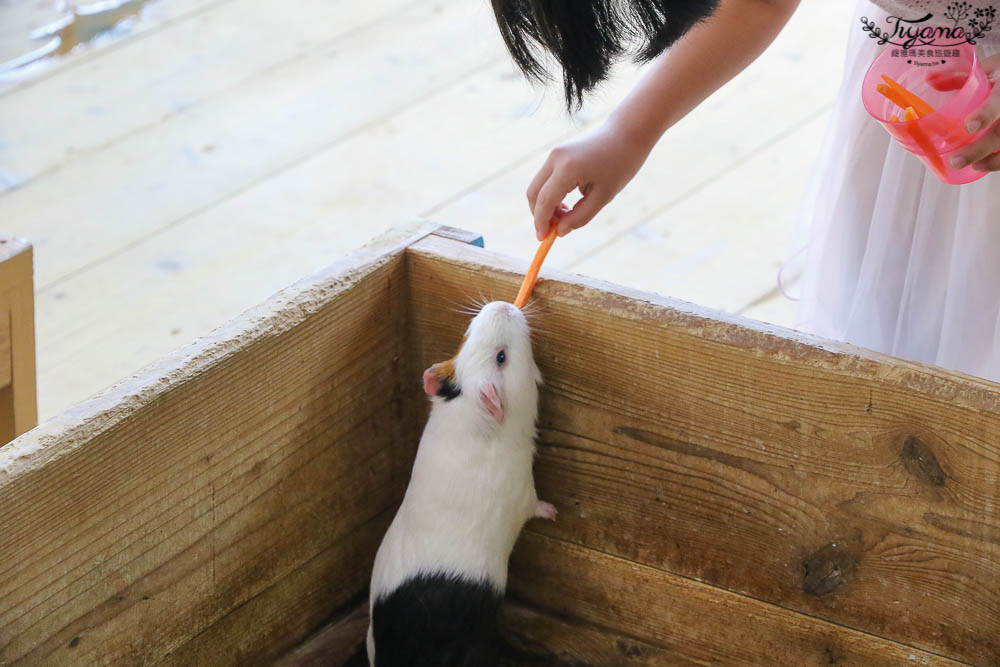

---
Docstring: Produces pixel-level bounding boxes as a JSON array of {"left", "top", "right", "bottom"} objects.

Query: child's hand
[
  {"left": 948, "top": 54, "right": 1000, "bottom": 172},
  {"left": 527, "top": 121, "right": 650, "bottom": 240}
]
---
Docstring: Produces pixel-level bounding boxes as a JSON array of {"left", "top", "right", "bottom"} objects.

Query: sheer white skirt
[{"left": 785, "top": 0, "right": 1000, "bottom": 381}]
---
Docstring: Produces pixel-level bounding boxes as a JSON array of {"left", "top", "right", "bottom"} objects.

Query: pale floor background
[{"left": 0, "top": 0, "right": 856, "bottom": 420}]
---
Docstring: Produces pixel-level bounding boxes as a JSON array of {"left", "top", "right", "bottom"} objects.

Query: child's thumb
[{"left": 556, "top": 191, "right": 604, "bottom": 237}]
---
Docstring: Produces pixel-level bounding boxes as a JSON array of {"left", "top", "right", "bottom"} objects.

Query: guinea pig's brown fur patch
[
  {"left": 427, "top": 359, "right": 460, "bottom": 400},
  {"left": 426, "top": 335, "right": 465, "bottom": 400}
]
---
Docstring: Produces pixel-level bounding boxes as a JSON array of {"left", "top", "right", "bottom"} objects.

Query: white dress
[
  {"left": 870, "top": 0, "right": 994, "bottom": 15},
  {"left": 785, "top": 0, "right": 1000, "bottom": 381}
]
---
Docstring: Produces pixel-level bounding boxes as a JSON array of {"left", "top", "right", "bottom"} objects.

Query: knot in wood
[
  {"left": 802, "top": 542, "right": 859, "bottom": 597},
  {"left": 900, "top": 435, "right": 946, "bottom": 487}
]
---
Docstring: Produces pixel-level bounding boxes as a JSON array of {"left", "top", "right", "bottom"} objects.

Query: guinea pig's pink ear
[
  {"left": 423, "top": 360, "right": 458, "bottom": 398},
  {"left": 479, "top": 380, "right": 504, "bottom": 423},
  {"left": 422, "top": 368, "right": 441, "bottom": 396}
]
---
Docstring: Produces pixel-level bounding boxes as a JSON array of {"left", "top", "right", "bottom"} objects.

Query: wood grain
[
  {"left": 0, "top": 224, "right": 435, "bottom": 665},
  {"left": 0, "top": 0, "right": 414, "bottom": 188},
  {"left": 0, "top": 0, "right": 225, "bottom": 101},
  {"left": 163, "top": 519, "right": 383, "bottom": 667},
  {"left": 405, "top": 234, "right": 1000, "bottom": 665},
  {"left": 270, "top": 599, "right": 696, "bottom": 667},
  {"left": 0, "top": 304, "right": 12, "bottom": 392},
  {"left": 509, "top": 532, "right": 964, "bottom": 666},
  {"left": 501, "top": 601, "right": 685, "bottom": 666},
  {"left": 23, "top": 54, "right": 569, "bottom": 418},
  {"left": 6, "top": 253, "right": 36, "bottom": 440},
  {"left": 0, "top": 0, "right": 500, "bottom": 290},
  {"left": 272, "top": 604, "right": 369, "bottom": 667},
  {"left": 0, "top": 235, "right": 35, "bottom": 443}
]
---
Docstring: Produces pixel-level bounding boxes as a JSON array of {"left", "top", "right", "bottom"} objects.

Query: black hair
[{"left": 491, "top": 0, "right": 720, "bottom": 111}]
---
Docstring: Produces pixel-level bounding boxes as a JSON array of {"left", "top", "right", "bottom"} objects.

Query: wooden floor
[{"left": 0, "top": 0, "right": 853, "bottom": 419}]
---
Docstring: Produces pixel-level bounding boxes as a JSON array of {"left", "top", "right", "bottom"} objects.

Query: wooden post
[{"left": 0, "top": 235, "right": 36, "bottom": 443}]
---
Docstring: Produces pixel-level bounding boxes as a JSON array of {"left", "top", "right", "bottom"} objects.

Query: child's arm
[{"left": 528, "top": 0, "right": 802, "bottom": 240}]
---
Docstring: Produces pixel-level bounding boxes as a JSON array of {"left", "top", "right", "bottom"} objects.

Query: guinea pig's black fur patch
[
  {"left": 371, "top": 572, "right": 503, "bottom": 666},
  {"left": 437, "top": 377, "right": 461, "bottom": 401}
]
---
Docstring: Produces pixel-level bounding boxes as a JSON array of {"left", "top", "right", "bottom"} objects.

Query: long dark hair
[{"left": 491, "top": 0, "right": 720, "bottom": 110}]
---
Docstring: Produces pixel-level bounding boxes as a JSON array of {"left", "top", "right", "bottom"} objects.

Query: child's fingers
[
  {"left": 526, "top": 158, "right": 554, "bottom": 218},
  {"left": 554, "top": 189, "right": 605, "bottom": 237},
  {"left": 972, "top": 150, "right": 1000, "bottom": 172},
  {"left": 532, "top": 171, "right": 575, "bottom": 241},
  {"left": 964, "top": 86, "right": 1000, "bottom": 135},
  {"left": 950, "top": 121, "right": 1000, "bottom": 169}
]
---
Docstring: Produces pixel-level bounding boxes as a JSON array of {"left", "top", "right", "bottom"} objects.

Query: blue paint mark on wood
[
  {"left": 0, "top": 170, "right": 24, "bottom": 191},
  {"left": 154, "top": 258, "right": 183, "bottom": 272}
]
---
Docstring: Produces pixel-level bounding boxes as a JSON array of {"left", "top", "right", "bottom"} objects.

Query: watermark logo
[{"left": 861, "top": 3, "right": 996, "bottom": 48}]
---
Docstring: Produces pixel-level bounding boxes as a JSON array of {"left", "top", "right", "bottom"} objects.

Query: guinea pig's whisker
[
  {"left": 520, "top": 304, "right": 551, "bottom": 322},
  {"left": 448, "top": 297, "right": 486, "bottom": 317},
  {"left": 519, "top": 302, "right": 547, "bottom": 317}
]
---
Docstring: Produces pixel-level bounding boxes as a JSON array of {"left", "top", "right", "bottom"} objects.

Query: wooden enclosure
[
  {"left": 0, "top": 223, "right": 997, "bottom": 666},
  {"left": 0, "top": 235, "right": 36, "bottom": 443}
]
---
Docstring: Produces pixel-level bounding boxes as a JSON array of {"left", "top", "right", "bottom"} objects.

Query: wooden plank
[
  {"left": 6, "top": 276, "right": 36, "bottom": 438},
  {"left": 501, "top": 601, "right": 684, "bottom": 666},
  {"left": 0, "top": 236, "right": 33, "bottom": 295},
  {"left": 272, "top": 603, "right": 369, "bottom": 667},
  {"left": 509, "top": 533, "right": 965, "bottom": 666},
  {"left": 0, "top": 0, "right": 226, "bottom": 98},
  {"left": 0, "top": 223, "right": 435, "bottom": 665},
  {"left": 0, "top": 0, "right": 413, "bottom": 188},
  {"left": 0, "top": 304, "right": 11, "bottom": 391},
  {"left": 405, "top": 234, "right": 1000, "bottom": 665},
  {"left": 0, "top": 235, "right": 34, "bottom": 443},
  {"left": 165, "top": 520, "right": 382, "bottom": 667},
  {"left": 0, "top": 301, "right": 15, "bottom": 442},
  {"left": 0, "top": 0, "right": 502, "bottom": 290},
  {"left": 25, "top": 56, "right": 589, "bottom": 419},
  {"left": 0, "top": 2, "right": 63, "bottom": 64},
  {"left": 270, "top": 599, "right": 682, "bottom": 667}
]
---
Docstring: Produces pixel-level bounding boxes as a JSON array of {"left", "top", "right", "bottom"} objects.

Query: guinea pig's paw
[
  {"left": 479, "top": 380, "right": 504, "bottom": 422},
  {"left": 534, "top": 500, "right": 558, "bottom": 521}
]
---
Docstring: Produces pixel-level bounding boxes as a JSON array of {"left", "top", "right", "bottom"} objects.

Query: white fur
[{"left": 366, "top": 302, "right": 543, "bottom": 665}]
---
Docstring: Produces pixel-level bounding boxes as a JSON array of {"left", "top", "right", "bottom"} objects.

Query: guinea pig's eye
[{"left": 496, "top": 350, "right": 506, "bottom": 366}]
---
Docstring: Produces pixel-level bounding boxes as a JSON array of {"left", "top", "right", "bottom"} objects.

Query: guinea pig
[{"left": 366, "top": 301, "right": 556, "bottom": 667}]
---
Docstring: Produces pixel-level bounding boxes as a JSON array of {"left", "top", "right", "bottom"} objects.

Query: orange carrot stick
[
  {"left": 513, "top": 224, "right": 558, "bottom": 308},
  {"left": 890, "top": 113, "right": 899, "bottom": 122},
  {"left": 881, "top": 74, "right": 935, "bottom": 116},
  {"left": 903, "top": 106, "right": 948, "bottom": 178},
  {"left": 877, "top": 83, "right": 912, "bottom": 115}
]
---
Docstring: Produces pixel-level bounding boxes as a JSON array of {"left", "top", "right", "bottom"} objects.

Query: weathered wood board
[
  {"left": 2, "top": 225, "right": 997, "bottom": 665},
  {"left": 406, "top": 233, "right": 1000, "bottom": 665},
  {"left": 0, "top": 234, "right": 36, "bottom": 442},
  {"left": 0, "top": 225, "right": 433, "bottom": 665}
]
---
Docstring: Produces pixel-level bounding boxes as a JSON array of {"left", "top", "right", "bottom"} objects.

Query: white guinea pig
[{"left": 366, "top": 301, "right": 556, "bottom": 667}]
